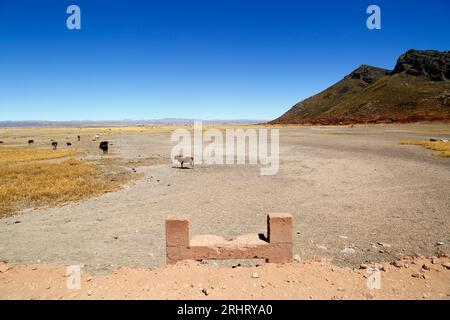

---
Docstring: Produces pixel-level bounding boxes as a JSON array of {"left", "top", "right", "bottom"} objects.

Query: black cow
[
  {"left": 28, "top": 139, "right": 34, "bottom": 144},
  {"left": 67, "top": 142, "right": 72, "bottom": 146},
  {"left": 99, "top": 141, "right": 109, "bottom": 154},
  {"left": 0, "top": 141, "right": 4, "bottom": 144},
  {"left": 52, "top": 141, "right": 58, "bottom": 150}
]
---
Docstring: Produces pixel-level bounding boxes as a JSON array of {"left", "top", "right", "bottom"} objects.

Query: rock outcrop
[
  {"left": 392, "top": 49, "right": 450, "bottom": 81},
  {"left": 270, "top": 49, "right": 450, "bottom": 125}
]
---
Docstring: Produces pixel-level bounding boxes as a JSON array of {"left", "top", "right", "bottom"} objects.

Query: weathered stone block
[
  {"left": 165, "top": 214, "right": 293, "bottom": 264},
  {"left": 267, "top": 213, "right": 293, "bottom": 244},
  {"left": 165, "top": 216, "right": 190, "bottom": 247}
]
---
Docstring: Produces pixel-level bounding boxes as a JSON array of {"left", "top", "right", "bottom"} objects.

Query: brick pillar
[
  {"left": 165, "top": 216, "right": 190, "bottom": 264},
  {"left": 267, "top": 213, "right": 293, "bottom": 263}
]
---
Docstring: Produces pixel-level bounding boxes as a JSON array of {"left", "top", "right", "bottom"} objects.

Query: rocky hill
[{"left": 270, "top": 50, "right": 450, "bottom": 125}]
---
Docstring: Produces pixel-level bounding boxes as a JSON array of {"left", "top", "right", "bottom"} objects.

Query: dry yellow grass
[
  {"left": 0, "top": 146, "right": 128, "bottom": 218},
  {"left": 0, "top": 147, "right": 75, "bottom": 166},
  {"left": 319, "top": 132, "right": 374, "bottom": 136},
  {"left": 399, "top": 140, "right": 450, "bottom": 157},
  {"left": 0, "top": 126, "right": 176, "bottom": 138},
  {"left": 0, "top": 158, "right": 121, "bottom": 218},
  {"left": 0, "top": 124, "right": 270, "bottom": 139}
]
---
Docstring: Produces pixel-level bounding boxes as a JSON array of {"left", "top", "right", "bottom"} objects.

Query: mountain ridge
[{"left": 270, "top": 49, "right": 450, "bottom": 125}]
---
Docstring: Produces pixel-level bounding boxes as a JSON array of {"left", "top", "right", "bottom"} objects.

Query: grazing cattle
[
  {"left": 28, "top": 139, "right": 34, "bottom": 144},
  {"left": 52, "top": 141, "right": 58, "bottom": 150},
  {"left": 174, "top": 155, "right": 194, "bottom": 169},
  {"left": 0, "top": 141, "right": 4, "bottom": 144},
  {"left": 99, "top": 141, "right": 109, "bottom": 154},
  {"left": 66, "top": 142, "right": 72, "bottom": 146}
]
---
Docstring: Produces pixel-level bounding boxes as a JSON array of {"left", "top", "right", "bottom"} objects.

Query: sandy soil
[
  {"left": 1, "top": 256, "right": 449, "bottom": 300},
  {"left": 1, "top": 124, "right": 449, "bottom": 275}
]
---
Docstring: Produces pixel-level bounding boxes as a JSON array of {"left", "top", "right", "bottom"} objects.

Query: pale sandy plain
[{"left": 0, "top": 123, "right": 449, "bottom": 299}]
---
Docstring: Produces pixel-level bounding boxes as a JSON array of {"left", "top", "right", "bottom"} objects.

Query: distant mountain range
[
  {"left": 0, "top": 119, "right": 265, "bottom": 128},
  {"left": 270, "top": 49, "right": 450, "bottom": 125}
]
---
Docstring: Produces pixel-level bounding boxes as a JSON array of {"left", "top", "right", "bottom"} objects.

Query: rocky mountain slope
[{"left": 270, "top": 50, "right": 450, "bottom": 125}]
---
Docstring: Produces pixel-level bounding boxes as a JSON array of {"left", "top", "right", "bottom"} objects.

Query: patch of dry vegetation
[
  {"left": 0, "top": 126, "right": 176, "bottom": 138},
  {"left": 319, "top": 131, "right": 372, "bottom": 136},
  {"left": 0, "top": 148, "right": 129, "bottom": 218},
  {"left": 0, "top": 147, "right": 76, "bottom": 166},
  {"left": 399, "top": 140, "right": 450, "bottom": 157}
]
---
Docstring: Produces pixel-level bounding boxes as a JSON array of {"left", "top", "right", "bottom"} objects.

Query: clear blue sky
[{"left": 1, "top": 0, "right": 449, "bottom": 121}]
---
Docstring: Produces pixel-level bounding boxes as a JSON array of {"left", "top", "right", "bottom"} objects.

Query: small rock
[
  {"left": 293, "top": 254, "right": 301, "bottom": 262},
  {"left": 412, "top": 272, "right": 424, "bottom": 279},
  {"left": 201, "top": 288, "right": 209, "bottom": 296},
  {"left": 87, "top": 290, "right": 93, "bottom": 296},
  {"left": 0, "top": 263, "right": 11, "bottom": 273},
  {"left": 316, "top": 245, "right": 327, "bottom": 250},
  {"left": 86, "top": 277, "right": 93, "bottom": 282},
  {"left": 378, "top": 242, "right": 391, "bottom": 248},
  {"left": 339, "top": 235, "right": 348, "bottom": 240},
  {"left": 422, "top": 264, "right": 430, "bottom": 271},
  {"left": 359, "top": 263, "right": 368, "bottom": 269},
  {"left": 341, "top": 246, "right": 356, "bottom": 254},
  {"left": 394, "top": 261, "right": 405, "bottom": 268},
  {"left": 436, "top": 242, "right": 444, "bottom": 246},
  {"left": 442, "top": 262, "right": 450, "bottom": 270},
  {"left": 251, "top": 272, "right": 259, "bottom": 279},
  {"left": 14, "top": 221, "right": 21, "bottom": 224},
  {"left": 46, "top": 284, "right": 51, "bottom": 290},
  {"left": 365, "top": 292, "right": 375, "bottom": 299},
  {"left": 113, "top": 236, "right": 118, "bottom": 240}
]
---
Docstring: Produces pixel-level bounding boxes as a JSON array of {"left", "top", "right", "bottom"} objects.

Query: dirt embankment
[{"left": 1, "top": 256, "right": 449, "bottom": 300}]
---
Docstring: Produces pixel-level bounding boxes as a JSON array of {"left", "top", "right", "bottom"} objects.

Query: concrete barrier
[{"left": 165, "top": 214, "right": 293, "bottom": 264}]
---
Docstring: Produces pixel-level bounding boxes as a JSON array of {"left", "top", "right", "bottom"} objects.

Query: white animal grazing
[{"left": 174, "top": 155, "right": 194, "bottom": 168}]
